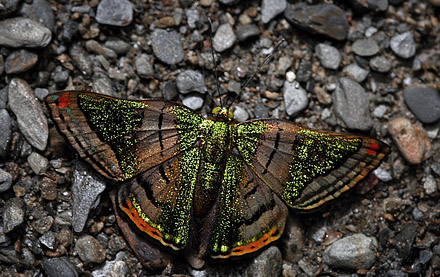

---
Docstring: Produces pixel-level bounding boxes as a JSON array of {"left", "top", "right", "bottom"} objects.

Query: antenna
[
  {"left": 226, "top": 38, "right": 286, "bottom": 109},
  {"left": 207, "top": 18, "right": 223, "bottom": 108}
]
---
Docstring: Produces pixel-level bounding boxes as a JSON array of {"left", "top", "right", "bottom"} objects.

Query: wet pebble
[
  {"left": 2, "top": 198, "right": 25, "bottom": 233},
  {"left": 96, "top": 0, "right": 133, "bottom": 26},
  {"left": 323, "top": 234, "right": 377, "bottom": 270},
  {"left": 213, "top": 23, "right": 237, "bottom": 52},
  {"left": 33, "top": 216, "right": 54, "bottom": 235},
  {"left": 388, "top": 117, "right": 431, "bottom": 164},
  {"left": 236, "top": 24, "right": 260, "bottom": 42},
  {"left": 176, "top": 70, "right": 207, "bottom": 94},
  {"left": 0, "top": 17, "right": 51, "bottom": 48},
  {"left": 0, "top": 168, "right": 13, "bottom": 193},
  {"left": 390, "top": 31, "right": 416, "bottom": 59},
  {"left": 19, "top": 0, "right": 55, "bottom": 31},
  {"left": 280, "top": 216, "right": 304, "bottom": 263},
  {"left": 69, "top": 44, "right": 93, "bottom": 76},
  {"left": 40, "top": 231, "right": 57, "bottom": 250},
  {"left": 283, "top": 81, "right": 308, "bottom": 116},
  {"left": 233, "top": 106, "right": 249, "bottom": 122},
  {"left": 5, "top": 49, "right": 38, "bottom": 74},
  {"left": 72, "top": 161, "right": 106, "bottom": 233},
  {"left": 43, "top": 257, "right": 79, "bottom": 277},
  {"left": 352, "top": 39, "right": 380, "bottom": 56},
  {"left": 395, "top": 222, "right": 418, "bottom": 260},
  {"left": 8, "top": 78, "right": 48, "bottom": 151},
  {"left": 315, "top": 43, "right": 341, "bottom": 69},
  {"left": 244, "top": 246, "right": 282, "bottom": 276},
  {"left": 135, "top": 54, "right": 154, "bottom": 78},
  {"left": 0, "top": 109, "right": 12, "bottom": 159},
  {"left": 75, "top": 235, "right": 106, "bottom": 264},
  {"left": 261, "top": 0, "right": 287, "bottom": 24},
  {"left": 370, "top": 55, "right": 391, "bottom": 72},
  {"left": 333, "top": 77, "right": 373, "bottom": 131},
  {"left": 182, "top": 95, "right": 204, "bottom": 110},
  {"left": 284, "top": 3, "right": 349, "bottom": 40},
  {"left": 403, "top": 85, "right": 440, "bottom": 124},
  {"left": 27, "top": 152, "right": 49, "bottom": 175},
  {"left": 151, "top": 29, "right": 184, "bottom": 65}
]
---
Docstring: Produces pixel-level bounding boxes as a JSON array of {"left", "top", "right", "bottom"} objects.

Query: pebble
[
  {"left": 27, "top": 152, "right": 49, "bottom": 175},
  {"left": 244, "top": 246, "right": 282, "bottom": 276},
  {"left": 213, "top": 23, "right": 237, "bottom": 52},
  {"left": 92, "top": 252, "right": 130, "bottom": 276},
  {"left": 374, "top": 167, "right": 393, "bottom": 182},
  {"left": 40, "top": 231, "right": 57, "bottom": 250},
  {"left": 43, "top": 257, "right": 79, "bottom": 277},
  {"left": 261, "top": 0, "right": 287, "bottom": 24},
  {"left": 162, "top": 81, "right": 179, "bottom": 100},
  {"left": 176, "top": 70, "right": 207, "bottom": 94},
  {"left": 352, "top": 39, "right": 380, "bottom": 56},
  {"left": 343, "top": 64, "right": 370, "bottom": 82},
  {"left": 186, "top": 8, "right": 200, "bottom": 29},
  {"left": 423, "top": 175, "right": 437, "bottom": 195},
  {"left": 151, "top": 29, "right": 184, "bottom": 65},
  {"left": 280, "top": 216, "right": 304, "bottom": 263},
  {"left": 323, "top": 234, "right": 377, "bottom": 270},
  {"left": 0, "top": 168, "right": 13, "bottom": 193},
  {"left": 53, "top": 70, "right": 69, "bottom": 86},
  {"left": 0, "top": 109, "right": 12, "bottom": 159},
  {"left": 19, "top": 0, "right": 55, "bottom": 31},
  {"left": 8, "top": 78, "right": 48, "bottom": 151},
  {"left": 370, "top": 55, "right": 391, "bottom": 72},
  {"left": 75, "top": 235, "right": 106, "bottom": 264},
  {"left": 72, "top": 161, "right": 106, "bottom": 233},
  {"left": 0, "top": 17, "right": 51, "bottom": 48},
  {"left": 295, "top": 59, "right": 312, "bottom": 82},
  {"left": 104, "top": 38, "right": 131, "bottom": 55},
  {"left": 403, "top": 85, "right": 440, "bottom": 124},
  {"left": 286, "top": 71, "right": 296, "bottom": 82},
  {"left": 352, "top": 0, "right": 388, "bottom": 12},
  {"left": 34, "top": 88, "right": 49, "bottom": 101},
  {"left": 233, "top": 106, "right": 249, "bottom": 122},
  {"left": 69, "top": 43, "right": 93, "bottom": 76},
  {"left": 182, "top": 95, "right": 204, "bottom": 110},
  {"left": 276, "top": 56, "right": 293, "bottom": 76},
  {"left": 54, "top": 210, "right": 72, "bottom": 226},
  {"left": 2, "top": 198, "right": 25, "bottom": 233},
  {"left": 5, "top": 49, "right": 38, "bottom": 74},
  {"left": 236, "top": 24, "right": 260, "bottom": 42},
  {"left": 284, "top": 3, "right": 349, "bottom": 40},
  {"left": 395, "top": 222, "right": 418, "bottom": 260},
  {"left": 315, "top": 43, "right": 341, "bottom": 70},
  {"left": 96, "top": 0, "right": 133, "bottom": 26},
  {"left": 62, "top": 20, "right": 79, "bottom": 42},
  {"left": 388, "top": 117, "right": 431, "bottom": 164},
  {"left": 33, "top": 216, "right": 54, "bottom": 235},
  {"left": 390, "top": 31, "right": 416, "bottom": 59},
  {"left": 332, "top": 77, "right": 373, "bottom": 131},
  {"left": 283, "top": 81, "right": 309, "bottom": 116},
  {"left": 85, "top": 40, "right": 117, "bottom": 62},
  {"left": 135, "top": 54, "right": 154, "bottom": 78}
]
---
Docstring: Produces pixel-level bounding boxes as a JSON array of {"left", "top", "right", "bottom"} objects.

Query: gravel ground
[{"left": 1, "top": 0, "right": 440, "bottom": 276}]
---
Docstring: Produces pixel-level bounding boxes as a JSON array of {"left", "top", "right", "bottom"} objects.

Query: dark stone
[
  {"left": 403, "top": 86, "right": 440, "bottom": 124},
  {"left": 5, "top": 49, "right": 38, "bottom": 74},
  {"left": 236, "top": 24, "right": 261, "bottom": 42},
  {"left": 43, "top": 257, "right": 80, "bottom": 277},
  {"left": 395, "top": 222, "right": 418, "bottom": 260}
]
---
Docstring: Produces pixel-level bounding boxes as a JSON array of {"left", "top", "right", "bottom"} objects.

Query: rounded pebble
[
  {"left": 403, "top": 85, "right": 440, "bottom": 124},
  {"left": 390, "top": 31, "right": 416, "bottom": 58},
  {"left": 315, "top": 43, "right": 341, "bottom": 69},
  {"left": 0, "top": 17, "right": 51, "bottom": 48},
  {"left": 75, "top": 235, "right": 106, "bottom": 264},
  {"left": 244, "top": 246, "right": 282, "bottom": 276},
  {"left": 352, "top": 39, "right": 380, "bottom": 56},
  {"left": 343, "top": 64, "right": 370, "bottom": 82},
  {"left": 151, "top": 29, "right": 184, "bottom": 65},
  {"left": 43, "top": 257, "right": 79, "bottom": 277},
  {"left": 176, "top": 70, "right": 207, "bottom": 94},
  {"left": 213, "top": 23, "right": 237, "bottom": 52},
  {"left": 370, "top": 55, "right": 391, "bottom": 72},
  {"left": 96, "top": 0, "right": 133, "bottom": 27},
  {"left": 182, "top": 95, "right": 204, "bottom": 110}
]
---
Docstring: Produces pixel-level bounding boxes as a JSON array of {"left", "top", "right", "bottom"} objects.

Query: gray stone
[
  {"left": 370, "top": 55, "right": 391, "bottom": 72},
  {"left": 315, "top": 43, "right": 341, "bottom": 69},
  {"left": 104, "top": 38, "right": 131, "bottom": 55},
  {"left": 151, "top": 29, "right": 184, "bottom": 65},
  {"left": 0, "top": 0, "right": 20, "bottom": 18},
  {"left": 176, "top": 70, "right": 207, "bottom": 94},
  {"left": 280, "top": 216, "right": 304, "bottom": 263},
  {"left": 185, "top": 8, "right": 200, "bottom": 29},
  {"left": 403, "top": 85, "right": 440, "bottom": 124},
  {"left": 295, "top": 59, "right": 312, "bottom": 82},
  {"left": 135, "top": 54, "right": 154, "bottom": 78},
  {"left": 0, "top": 109, "right": 12, "bottom": 159},
  {"left": 343, "top": 63, "right": 370, "bottom": 82},
  {"left": 27, "top": 152, "right": 49, "bottom": 175},
  {"left": 182, "top": 95, "right": 204, "bottom": 110},
  {"left": 0, "top": 55, "right": 4, "bottom": 76},
  {"left": 283, "top": 81, "right": 308, "bottom": 116},
  {"left": 0, "top": 17, "right": 51, "bottom": 48},
  {"left": 374, "top": 167, "right": 393, "bottom": 182},
  {"left": 8, "top": 78, "right": 48, "bottom": 151},
  {"left": 75, "top": 235, "right": 106, "bottom": 264},
  {"left": 162, "top": 81, "right": 178, "bottom": 100},
  {"left": 213, "top": 23, "right": 237, "bottom": 52},
  {"left": 72, "top": 161, "right": 106, "bottom": 233},
  {"left": 333, "top": 77, "right": 373, "bottom": 131},
  {"left": 323, "top": 234, "right": 377, "bottom": 269},
  {"left": 96, "top": 0, "right": 133, "bottom": 27},
  {"left": 233, "top": 106, "right": 249, "bottom": 122},
  {"left": 276, "top": 56, "right": 293, "bottom": 75},
  {"left": 34, "top": 88, "right": 49, "bottom": 101},
  {"left": 352, "top": 39, "right": 380, "bottom": 56},
  {"left": 43, "top": 257, "right": 79, "bottom": 277},
  {"left": 390, "top": 31, "right": 416, "bottom": 58},
  {"left": 2, "top": 198, "right": 25, "bottom": 233},
  {"left": 236, "top": 24, "right": 260, "bottom": 42},
  {"left": 244, "top": 246, "right": 282, "bottom": 277},
  {"left": 19, "top": 0, "right": 55, "bottom": 31},
  {"left": 423, "top": 175, "right": 437, "bottom": 195},
  {"left": 5, "top": 49, "right": 38, "bottom": 74},
  {"left": 0, "top": 168, "right": 12, "bottom": 193},
  {"left": 53, "top": 71, "right": 69, "bottom": 86},
  {"left": 261, "top": 0, "right": 287, "bottom": 24},
  {"left": 39, "top": 231, "right": 57, "bottom": 250},
  {"left": 373, "top": 104, "right": 388, "bottom": 118},
  {"left": 69, "top": 44, "right": 93, "bottom": 76}
]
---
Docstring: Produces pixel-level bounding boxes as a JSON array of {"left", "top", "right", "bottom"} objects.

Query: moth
[{"left": 45, "top": 90, "right": 389, "bottom": 270}]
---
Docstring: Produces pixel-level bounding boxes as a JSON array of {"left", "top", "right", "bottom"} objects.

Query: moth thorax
[{"left": 212, "top": 107, "right": 234, "bottom": 121}]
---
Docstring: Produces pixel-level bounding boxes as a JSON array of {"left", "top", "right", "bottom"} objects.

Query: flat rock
[
  {"left": 0, "top": 17, "right": 51, "bottom": 48},
  {"left": 343, "top": 63, "right": 370, "bottom": 82},
  {"left": 96, "top": 0, "right": 133, "bottom": 26},
  {"left": 43, "top": 257, "right": 79, "bottom": 277},
  {"left": 403, "top": 85, "right": 440, "bottom": 124},
  {"left": 8, "top": 78, "right": 48, "bottom": 151},
  {"left": 27, "top": 152, "right": 49, "bottom": 175},
  {"left": 151, "top": 29, "right": 184, "bottom": 65},
  {"left": 352, "top": 39, "right": 380, "bottom": 56},
  {"left": 69, "top": 44, "right": 93, "bottom": 76}
]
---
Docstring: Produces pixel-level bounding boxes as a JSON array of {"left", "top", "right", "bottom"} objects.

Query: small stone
[
  {"left": 43, "top": 257, "right": 79, "bottom": 277},
  {"left": 104, "top": 38, "right": 131, "bottom": 55},
  {"left": 283, "top": 81, "right": 308, "bottom": 116},
  {"left": 423, "top": 175, "right": 437, "bottom": 195},
  {"left": 286, "top": 71, "right": 296, "bottom": 82},
  {"left": 261, "top": 0, "right": 287, "bottom": 24},
  {"left": 352, "top": 39, "right": 380, "bottom": 56},
  {"left": 0, "top": 17, "right": 51, "bottom": 48},
  {"left": 33, "top": 216, "right": 54, "bottom": 234},
  {"left": 333, "top": 77, "right": 373, "bottom": 131},
  {"left": 315, "top": 43, "right": 341, "bottom": 69},
  {"left": 185, "top": 8, "right": 200, "bottom": 29},
  {"left": 244, "top": 246, "right": 282, "bottom": 276},
  {"left": 388, "top": 118, "right": 430, "bottom": 164},
  {"left": 5, "top": 49, "right": 38, "bottom": 74},
  {"left": 27, "top": 152, "right": 49, "bottom": 175},
  {"left": 75, "top": 235, "right": 106, "bottom": 264},
  {"left": 213, "top": 23, "right": 237, "bottom": 52},
  {"left": 35, "top": 88, "right": 49, "bottom": 101},
  {"left": 176, "top": 70, "right": 207, "bottom": 94},
  {"left": 323, "top": 234, "right": 377, "bottom": 269},
  {"left": 135, "top": 54, "right": 153, "bottom": 78},
  {"left": 370, "top": 55, "right": 391, "bottom": 72},
  {"left": 233, "top": 106, "right": 249, "bottom": 122},
  {"left": 236, "top": 24, "right": 260, "bottom": 42},
  {"left": 19, "top": 0, "right": 55, "bottom": 31},
  {"left": 155, "top": 16, "right": 176, "bottom": 28},
  {"left": 69, "top": 44, "right": 93, "bottom": 76},
  {"left": 54, "top": 210, "right": 72, "bottom": 226},
  {"left": 53, "top": 71, "right": 69, "bottom": 86},
  {"left": 412, "top": 207, "right": 425, "bottom": 221},
  {"left": 0, "top": 168, "right": 13, "bottom": 193},
  {"left": 151, "top": 29, "right": 184, "bottom": 65},
  {"left": 373, "top": 104, "right": 388, "bottom": 118},
  {"left": 374, "top": 167, "right": 392, "bottom": 182},
  {"left": 162, "top": 81, "right": 178, "bottom": 100},
  {"left": 0, "top": 109, "right": 12, "bottom": 159},
  {"left": 8, "top": 78, "right": 48, "bottom": 151},
  {"left": 295, "top": 59, "right": 312, "bottom": 82},
  {"left": 420, "top": 250, "right": 433, "bottom": 264},
  {"left": 403, "top": 85, "right": 440, "bottom": 124},
  {"left": 352, "top": 0, "right": 388, "bottom": 12},
  {"left": 276, "top": 56, "right": 293, "bottom": 76},
  {"left": 2, "top": 198, "right": 25, "bottom": 233},
  {"left": 390, "top": 31, "right": 416, "bottom": 59},
  {"left": 40, "top": 231, "right": 57, "bottom": 250},
  {"left": 227, "top": 80, "right": 241, "bottom": 94},
  {"left": 395, "top": 222, "right": 418, "bottom": 260},
  {"left": 280, "top": 216, "right": 304, "bottom": 263},
  {"left": 182, "top": 95, "right": 204, "bottom": 110},
  {"left": 96, "top": 0, "right": 133, "bottom": 27}
]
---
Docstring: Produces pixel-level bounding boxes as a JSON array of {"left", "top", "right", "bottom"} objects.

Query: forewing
[
  {"left": 45, "top": 91, "right": 203, "bottom": 181},
  {"left": 236, "top": 119, "right": 390, "bottom": 211},
  {"left": 208, "top": 155, "right": 288, "bottom": 258}
]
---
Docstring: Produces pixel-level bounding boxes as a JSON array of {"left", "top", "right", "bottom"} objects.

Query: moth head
[{"left": 212, "top": 107, "right": 234, "bottom": 122}]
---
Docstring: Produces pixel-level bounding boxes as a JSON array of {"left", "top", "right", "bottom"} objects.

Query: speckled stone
[
  {"left": 213, "top": 23, "right": 237, "bottom": 52},
  {"left": 75, "top": 235, "right": 106, "bottom": 264},
  {"left": 0, "top": 17, "right": 51, "bottom": 48}
]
